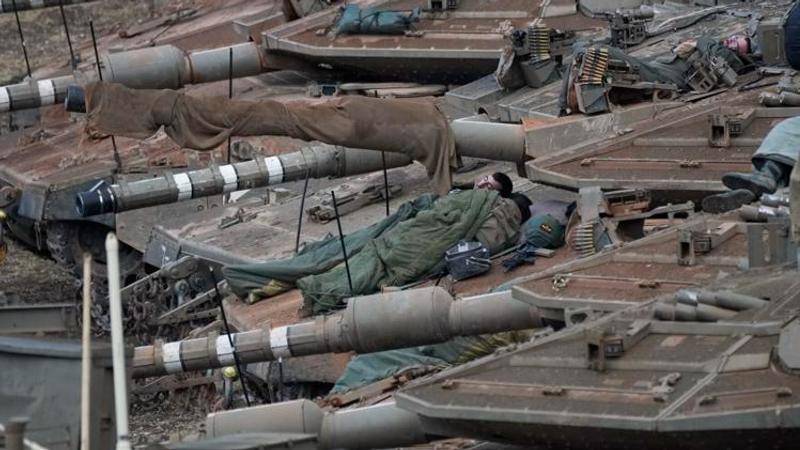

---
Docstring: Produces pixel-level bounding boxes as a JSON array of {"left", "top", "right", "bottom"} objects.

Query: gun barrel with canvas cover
[
  {"left": 74, "top": 82, "right": 525, "bottom": 215},
  {"left": 0, "top": 42, "right": 265, "bottom": 112},
  {"left": 130, "top": 287, "right": 541, "bottom": 378}
]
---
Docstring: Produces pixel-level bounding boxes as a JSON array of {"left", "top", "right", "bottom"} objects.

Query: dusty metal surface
[
  {"left": 263, "top": 0, "right": 604, "bottom": 82},
  {"left": 510, "top": 199, "right": 800, "bottom": 324},
  {"left": 527, "top": 102, "right": 800, "bottom": 197},
  {"left": 0, "top": 302, "right": 76, "bottom": 334},
  {"left": 512, "top": 215, "right": 752, "bottom": 319},
  {"left": 396, "top": 265, "right": 800, "bottom": 449},
  {"left": 0, "top": 336, "right": 116, "bottom": 450}
]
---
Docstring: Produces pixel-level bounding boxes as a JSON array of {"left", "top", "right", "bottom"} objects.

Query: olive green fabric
[
  {"left": 474, "top": 196, "right": 522, "bottom": 254},
  {"left": 297, "top": 189, "right": 501, "bottom": 314},
  {"left": 222, "top": 194, "right": 436, "bottom": 301},
  {"left": 331, "top": 329, "right": 532, "bottom": 394}
]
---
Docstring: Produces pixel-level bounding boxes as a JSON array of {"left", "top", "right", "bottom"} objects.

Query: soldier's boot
[
  {"left": 702, "top": 189, "right": 756, "bottom": 213},
  {"left": 721, "top": 160, "right": 789, "bottom": 198}
]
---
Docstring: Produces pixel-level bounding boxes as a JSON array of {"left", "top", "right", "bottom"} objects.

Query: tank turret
[{"left": 0, "top": 0, "right": 607, "bottom": 112}]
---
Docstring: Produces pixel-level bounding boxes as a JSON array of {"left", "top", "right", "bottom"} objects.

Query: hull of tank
[
  {"left": 397, "top": 262, "right": 800, "bottom": 449},
  {"left": 511, "top": 213, "right": 790, "bottom": 323},
  {"left": 262, "top": 0, "right": 603, "bottom": 83},
  {"left": 526, "top": 101, "right": 800, "bottom": 200}
]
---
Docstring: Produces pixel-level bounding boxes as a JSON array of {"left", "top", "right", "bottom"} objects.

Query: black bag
[{"left": 444, "top": 241, "right": 491, "bottom": 281}]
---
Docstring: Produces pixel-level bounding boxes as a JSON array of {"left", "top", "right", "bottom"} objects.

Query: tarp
[
  {"left": 84, "top": 82, "right": 458, "bottom": 195},
  {"left": 297, "top": 189, "right": 502, "bottom": 314},
  {"left": 331, "top": 329, "right": 532, "bottom": 393},
  {"left": 331, "top": 5, "right": 420, "bottom": 36},
  {"left": 222, "top": 194, "right": 436, "bottom": 300}
]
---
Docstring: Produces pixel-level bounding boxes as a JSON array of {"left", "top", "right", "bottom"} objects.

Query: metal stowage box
[{"left": 757, "top": 18, "right": 787, "bottom": 65}]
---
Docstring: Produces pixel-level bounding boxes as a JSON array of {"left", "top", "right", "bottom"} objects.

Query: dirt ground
[
  {"left": 0, "top": 0, "right": 197, "bottom": 85},
  {"left": 0, "top": 238, "right": 78, "bottom": 305}
]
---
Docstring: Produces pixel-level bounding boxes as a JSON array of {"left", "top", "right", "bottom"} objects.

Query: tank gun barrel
[
  {"left": 0, "top": 0, "right": 97, "bottom": 13},
  {"left": 204, "top": 399, "right": 431, "bottom": 450},
  {"left": 76, "top": 145, "right": 414, "bottom": 217},
  {"left": 131, "top": 287, "right": 541, "bottom": 379},
  {"left": 0, "top": 75, "right": 74, "bottom": 112},
  {"left": 674, "top": 289, "right": 768, "bottom": 311},
  {"left": 0, "top": 42, "right": 265, "bottom": 112},
  {"left": 75, "top": 118, "right": 525, "bottom": 217},
  {"left": 99, "top": 42, "right": 264, "bottom": 90}
]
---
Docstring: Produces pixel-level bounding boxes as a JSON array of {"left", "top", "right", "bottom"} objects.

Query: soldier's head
[
  {"left": 510, "top": 192, "right": 533, "bottom": 224},
  {"left": 723, "top": 35, "right": 750, "bottom": 56},
  {"left": 476, "top": 172, "right": 513, "bottom": 198}
]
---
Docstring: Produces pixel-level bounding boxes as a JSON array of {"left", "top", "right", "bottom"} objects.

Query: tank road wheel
[{"left": 46, "top": 221, "right": 146, "bottom": 334}]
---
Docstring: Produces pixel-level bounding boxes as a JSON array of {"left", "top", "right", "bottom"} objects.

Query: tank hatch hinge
[
  {"left": 708, "top": 107, "right": 756, "bottom": 148},
  {"left": 586, "top": 319, "right": 650, "bottom": 372}
]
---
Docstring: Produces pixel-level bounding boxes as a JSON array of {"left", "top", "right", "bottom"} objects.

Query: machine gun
[
  {"left": 600, "top": 6, "right": 655, "bottom": 48},
  {"left": 496, "top": 22, "right": 576, "bottom": 89},
  {"left": 573, "top": 47, "right": 679, "bottom": 114}
]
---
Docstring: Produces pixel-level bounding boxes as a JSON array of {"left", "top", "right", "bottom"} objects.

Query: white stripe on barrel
[
  {"left": 270, "top": 326, "right": 292, "bottom": 358},
  {"left": 0, "top": 88, "right": 10, "bottom": 113},
  {"left": 162, "top": 342, "right": 184, "bottom": 374},
  {"left": 264, "top": 156, "right": 284, "bottom": 185},
  {"left": 219, "top": 164, "right": 239, "bottom": 193},
  {"left": 37, "top": 79, "right": 56, "bottom": 106},
  {"left": 173, "top": 173, "right": 193, "bottom": 201},
  {"left": 215, "top": 335, "right": 236, "bottom": 366}
]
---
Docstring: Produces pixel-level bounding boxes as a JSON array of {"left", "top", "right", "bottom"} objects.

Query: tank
[
  {"left": 72, "top": 1, "right": 798, "bottom": 445},
  {"left": 0, "top": 0, "right": 609, "bottom": 338},
  {"left": 18, "top": 0, "right": 782, "bottom": 396},
  {"left": 169, "top": 164, "right": 800, "bottom": 450},
  {"left": 0, "top": 0, "right": 338, "bottom": 332}
]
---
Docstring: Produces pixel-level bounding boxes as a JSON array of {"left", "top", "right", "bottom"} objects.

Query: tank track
[{"left": 46, "top": 221, "right": 149, "bottom": 337}]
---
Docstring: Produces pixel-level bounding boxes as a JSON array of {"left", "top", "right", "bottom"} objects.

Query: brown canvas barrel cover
[{"left": 84, "top": 82, "right": 457, "bottom": 195}]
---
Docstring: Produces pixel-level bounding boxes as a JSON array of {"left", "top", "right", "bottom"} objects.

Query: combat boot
[
  {"left": 721, "top": 160, "right": 788, "bottom": 197},
  {"left": 702, "top": 189, "right": 755, "bottom": 213}
]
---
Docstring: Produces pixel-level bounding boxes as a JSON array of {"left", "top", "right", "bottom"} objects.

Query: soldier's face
[{"left": 476, "top": 174, "right": 501, "bottom": 191}]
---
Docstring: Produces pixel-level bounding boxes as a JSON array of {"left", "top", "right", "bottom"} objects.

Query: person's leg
[
  {"left": 702, "top": 158, "right": 793, "bottom": 213},
  {"left": 721, "top": 158, "right": 792, "bottom": 197}
]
